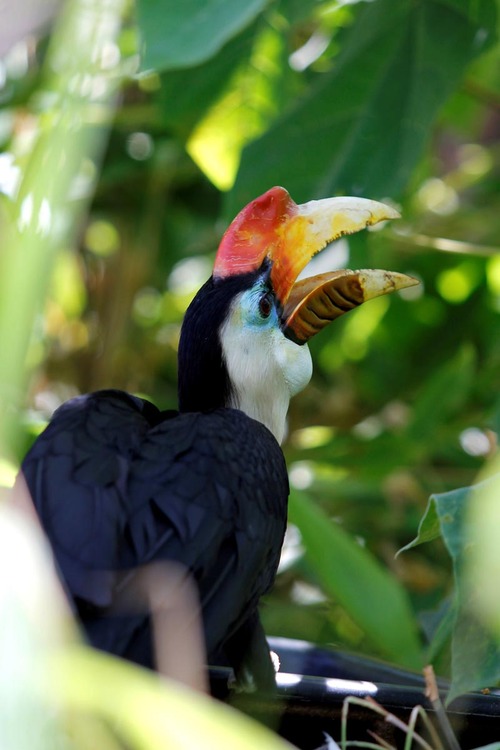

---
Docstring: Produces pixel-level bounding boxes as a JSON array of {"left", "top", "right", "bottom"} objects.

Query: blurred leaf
[
  {"left": 441, "top": 0, "right": 497, "bottom": 25},
  {"left": 0, "top": 0, "right": 125, "bottom": 457},
  {"left": 289, "top": 489, "right": 423, "bottom": 669},
  {"left": 0, "top": 497, "right": 76, "bottom": 750},
  {"left": 54, "top": 644, "right": 292, "bottom": 750},
  {"left": 461, "top": 468, "right": 500, "bottom": 688},
  {"left": 405, "top": 345, "right": 476, "bottom": 445},
  {"left": 228, "top": 0, "right": 497, "bottom": 212},
  {"left": 137, "top": 0, "right": 270, "bottom": 72}
]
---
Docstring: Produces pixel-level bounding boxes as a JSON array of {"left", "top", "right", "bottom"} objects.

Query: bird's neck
[
  {"left": 220, "top": 324, "right": 312, "bottom": 445},
  {"left": 226, "top": 383, "right": 290, "bottom": 445}
]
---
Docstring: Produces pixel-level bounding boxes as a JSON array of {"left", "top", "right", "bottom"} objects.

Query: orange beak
[{"left": 214, "top": 187, "right": 418, "bottom": 344}]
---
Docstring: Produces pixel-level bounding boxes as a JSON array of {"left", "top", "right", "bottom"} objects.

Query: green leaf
[
  {"left": 405, "top": 345, "right": 476, "bottom": 445},
  {"left": 54, "top": 645, "right": 291, "bottom": 750},
  {"left": 400, "top": 476, "right": 500, "bottom": 702},
  {"left": 455, "top": 469, "right": 500, "bottom": 701},
  {"left": 289, "top": 489, "right": 423, "bottom": 670},
  {"left": 137, "top": 0, "right": 270, "bottom": 72},
  {"left": 397, "top": 496, "right": 443, "bottom": 554},
  {"left": 0, "top": 501, "right": 77, "bottom": 750},
  {"left": 450, "top": 606, "right": 500, "bottom": 703},
  {"left": 422, "top": 596, "right": 457, "bottom": 666},
  {"left": 440, "top": 0, "right": 497, "bottom": 27},
  {"left": 398, "top": 483, "right": 472, "bottom": 559},
  {"left": 228, "top": 0, "right": 497, "bottom": 212},
  {"left": 186, "top": 21, "right": 291, "bottom": 189},
  {"left": 158, "top": 24, "right": 259, "bottom": 135}
]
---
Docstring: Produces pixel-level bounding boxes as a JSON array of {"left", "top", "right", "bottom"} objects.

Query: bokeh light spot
[
  {"left": 289, "top": 462, "right": 315, "bottom": 490},
  {"left": 168, "top": 257, "right": 213, "bottom": 296},
  {"left": 133, "top": 287, "right": 162, "bottom": 326},
  {"left": 340, "top": 296, "right": 389, "bottom": 361},
  {"left": 436, "top": 262, "right": 481, "bottom": 304},
  {"left": 486, "top": 255, "right": 500, "bottom": 296},
  {"left": 51, "top": 253, "right": 86, "bottom": 318},
  {"left": 127, "top": 132, "right": 154, "bottom": 161},
  {"left": 85, "top": 219, "right": 120, "bottom": 256},
  {"left": 460, "top": 427, "right": 492, "bottom": 457},
  {"left": 417, "top": 177, "right": 459, "bottom": 215},
  {"left": 458, "top": 143, "right": 493, "bottom": 178},
  {"left": 291, "top": 425, "right": 334, "bottom": 449},
  {"left": 0, "top": 457, "right": 17, "bottom": 488}
]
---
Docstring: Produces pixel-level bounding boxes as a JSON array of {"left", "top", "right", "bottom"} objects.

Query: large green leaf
[
  {"left": 289, "top": 489, "right": 423, "bottom": 670},
  {"left": 137, "top": 0, "right": 270, "bottom": 72},
  {"left": 158, "top": 24, "right": 259, "bottom": 136},
  {"left": 54, "top": 646, "right": 292, "bottom": 750},
  {"left": 228, "top": 0, "right": 497, "bottom": 212},
  {"left": 399, "top": 474, "right": 500, "bottom": 702}
]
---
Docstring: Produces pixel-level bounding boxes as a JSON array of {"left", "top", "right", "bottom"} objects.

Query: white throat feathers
[{"left": 220, "top": 289, "right": 313, "bottom": 443}]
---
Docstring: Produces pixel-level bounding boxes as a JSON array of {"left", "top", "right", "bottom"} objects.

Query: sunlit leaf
[
  {"left": 228, "top": 0, "right": 497, "bottom": 212},
  {"left": 187, "top": 22, "right": 289, "bottom": 189}
]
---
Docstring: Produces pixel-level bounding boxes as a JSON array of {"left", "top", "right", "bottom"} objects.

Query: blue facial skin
[{"left": 238, "top": 276, "right": 279, "bottom": 331}]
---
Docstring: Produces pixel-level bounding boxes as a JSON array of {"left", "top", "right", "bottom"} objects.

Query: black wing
[{"left": 21, "top": 389, "right": 288, "bottom": 681}]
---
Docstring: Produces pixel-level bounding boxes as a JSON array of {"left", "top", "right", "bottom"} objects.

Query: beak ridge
[{"left": 270, "top": 196, "right": 401, "bottom": 306}]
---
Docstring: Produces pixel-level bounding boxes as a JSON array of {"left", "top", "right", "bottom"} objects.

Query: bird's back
[{"left": 21, "top": 389, "right": 289, "bottom": 672}]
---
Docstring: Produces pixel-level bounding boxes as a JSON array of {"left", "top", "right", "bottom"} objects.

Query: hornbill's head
[{"left": 178, "top": 186, "right": 417, "bottom": 442}]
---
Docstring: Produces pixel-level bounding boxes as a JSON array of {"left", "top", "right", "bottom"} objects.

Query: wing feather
[{"left": 21, "top": 389, "right": 288, "bottom": 666}]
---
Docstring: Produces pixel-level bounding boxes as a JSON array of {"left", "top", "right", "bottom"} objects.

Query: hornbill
[{"left": 20, "top": 186, "right": 416, "bottom": 690}]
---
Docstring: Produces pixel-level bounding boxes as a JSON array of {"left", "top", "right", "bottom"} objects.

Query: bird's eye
[{"left": 258, "top": 293, "right": 273, "bottom": 319}]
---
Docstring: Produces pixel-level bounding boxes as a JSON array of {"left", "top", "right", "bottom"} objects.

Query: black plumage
[
  {"left": 178, "top": 266, "right": 269, "bottom": 413},
  {"left": 21, "top": 387, "right": 288, "bottom": 687}
]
